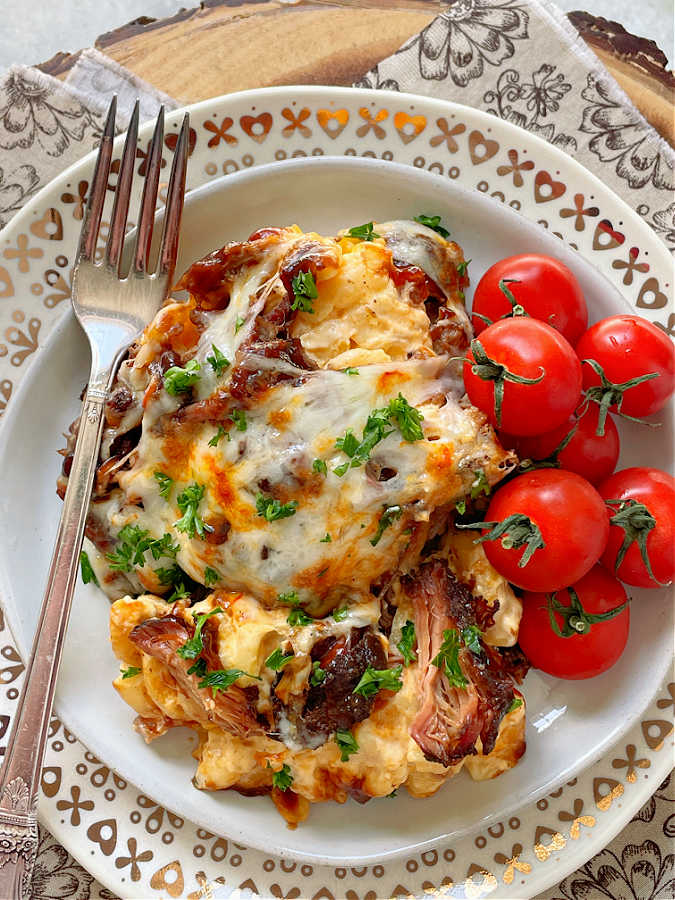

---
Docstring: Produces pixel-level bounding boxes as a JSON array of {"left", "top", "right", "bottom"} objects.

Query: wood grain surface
[{"left": 37, "top": 0, "right": 674, "bottom": 147}]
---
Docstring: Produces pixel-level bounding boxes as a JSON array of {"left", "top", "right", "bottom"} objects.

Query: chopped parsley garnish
[
  {"left": 310, "top": 660, "right": 326, "bottom": 686},
  {"left": 431, "top": 629, "right": 467, "bottom": 689},
  {"left": 370, "top": 505, "right": 403, "bottom": 546},
  {"left": 456, "top": 259, "right": 471, "bottom": 277},
  {"left": 163, "top": 359, "right": 201, "bottom": 396},
  {"left": 462, "top": 625, "right": 483, "bottom": 655},
  {"left": 343, "top": 367, "right": 359, "bottom": 376},
  {"left": 206, "top": 344, "right": 230, "bottom": 376},
  {"left": 106, "top": 525, "right": 152, "bottom": 572},
  {"left": 154, "top": 471, "right": 173, "bottom": 500},
  {"left": 230, "top": 409, "right": 247, "bottom": 432},
  {"left": 167, "top": 582, "right": 191, "bottom": 603},
  {"left": 155, "top": 564, "right": 184, "bottom": 586},
  {"left": 312, "top": 458, "right": 327, "bottom": 476},
  {"left": 347, "top": 222, "right": 379, "bottom": 241},
  {"left": 148, "top": 533, "right": 180, "bottom": 560},
  {"left": 187, "top": 658, "right": 207, "bottom": 677},
  {"left": 204, "top": 566, "right": 219, "bottom": 587},
  {"left": 414, "top": 214, "right": 450, "bottom": 238},
  {"left": 455, "top": 498, "right": 467, "bottom": 515},
  {"left": 255, "top": 493, "right": 298, "bottom": 522},
  {"left": 278, "top": 590, "right": 300, "bottom": 606},
  {"left": 335, "top": 728, "right": 359, "bottom": 761},
  {"left": 121, "top": 666, "right": 141, "bottom": 679},
  {"left": 333, "top": 396, "right": 424, "bottom": 477},
  {"left": 397, "top": 621, "right": 417, "bottom": 666},
  {"left": 175, "top": 483, "right": 212, "bottom": 539},
  {"left": 176, "top": 608, "right": 223, "bottom": 660},
  {"left": 208, "top": 425, "right": 229, "bottom": 447},
  {"left": 352, "top": 664, "right": 403, "bottom": 698},
  {"left": 387, "top": 394, "right": 424, "bottom": 442},
  {"left": 290, "top": 271, "right": 318, "bottom": 313},
  {"left": 265, "top": 647, "right": 294, "bottom": 671},
  {"left": 320, "top": 533, "right": 332, "bottom": 543},
  {"left": 269, "top": 762, "right": 293, "bottom": 792},
  {"left": 387, "top": 789, "right": 398, "bottom": 798},
  {"left": 79, "top": 550, "right": 98, "bottom": 586},
  {"left": 470, "top": 469, "right": 490, "bottom": 500},
  {"left": 234, "top": 315, "right": 245, "bottom": 334},
  {"left": 287, "top": 607, "right": 314, "bottom": 627},
  {"left": 198, "top": 668, "right": 249, "bottom": 694},
  {"left": 507, "top": 697, "right": 523, "bottom": 713},
  {"left": 332, "top": 606, "right": 349, "bottom": 622}
]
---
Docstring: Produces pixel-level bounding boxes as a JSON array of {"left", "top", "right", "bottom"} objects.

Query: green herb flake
[
  {"left": 470, "top": 469, "right": 490, "bottom": 500},
  {"left": 121, "top": 666, "right": 141, "bottom": 679},
  {"left": 347, "top": 222, "right": 379, "bottom": 241},
  {"left": 269, "top": 762, "right": 294, "bottom": 792},
  {"left": 342, "top": 367, "right": 359, "bottom": 376},
  {"left": 335, "top": 728, "right": 359, "bottom": 761},
  {"left": 387, "top": 393, "right": 425, "bottom": 442},
  {"left": 155, "top": 564, "right": 183, "bottom": 586},
  {"left": 167, "top": 582, "right": 191, "bottom": 603},
  {"left": 370, "top": 505, "right": 403, "bottom": 546},
  {"left": 312, "top": 458, "right": 327, "bottom": 476},
  {"left": 206, "top": 344, "right": 230, "bottom": 376},
  {"left": 278, "top": 590, "right": 300, "bottom": 606},
  {"left": 431, "top": 629, "right": 468, "bottom": 689},
  {"left": 414, "top": 214, "right": 450, "bottom": 238},
  {"left": 230, "top": 409, "right": 247, "bottom": 432},
  {"left": 106, "top": 525, "right": 152, "bottom": 572},
  {"left": 256, "top": 493, "right": 298, "bottom": 522},
  {"left": 234, "top": 315, "right": 245, "bottom": 334},
  {"left": 177, "top": 608, "right": 223, "bottom": 660},
  {"left": 198, "top": 667, "right": 249, "bottom": 694},
  {"left": 291, "top": 271, "right": 318, "bottom": 313},
  {"left": 187, "top": 658, "right": 207, "bottom": 677},
  {"left": 455, "top": 498, "right": 467, "bottom": 515},
  {"left": 320, "top": 532, "right": 332, "bottom": 543},
  {"left": 287, "top": 607, "right": 314, "bottom": 627},
  {"left": 175, "top": 483, "right": 212, "bottom": 539},
  {"left": 163, "top": 359, "right": 201, "bottom": 396},
  {"left": 507, "top": 697, "right": 523, "bottom": 713},
  {"left": 397, "top": 621, "right": 417, "bottom": 666},
  {"left": 332, "top": 606, "right": 349, "bottom": 622},
  {"left": 154, "top": 471, "right": 174, "bottom": 500},
  {"left": 147, "top": 533, "right": 180, "bottom": 560},
  {"left": 79, "top": 550, "right": 98, "bottom": 586},
  {"left": 456, "top": 259, "right": 471, "bottom": 278},
  {"left": 352, "top": 664, "right": 403, "bottom": 698},
  {"left": 265, "top": 647, "right": 294, "bottom": 671},
  {"left": 310, "top": 660, "right": 326, "bottom": 686},
  {"left": 208, "top": 425, "right": 228, "bottom": 447},
  {"left": 461, "top": 625, "right": 483, "bottom": 655},
  {"left": 204, "top": 566, "right": 220, "bottom": 587}
]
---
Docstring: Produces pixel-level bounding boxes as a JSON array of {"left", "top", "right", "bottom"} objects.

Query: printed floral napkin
[{"left": 0, "top": 2, "right": 673, "bottom": 898}]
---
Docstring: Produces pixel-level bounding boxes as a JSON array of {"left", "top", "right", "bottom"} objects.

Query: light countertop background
[{"left": 1, "top": 0, "right": 673, "bottom": 76}]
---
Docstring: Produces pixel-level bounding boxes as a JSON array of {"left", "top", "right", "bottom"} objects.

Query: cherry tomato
[
  {"left": 576, "top": 316, "right": 675, "bottom": 421},
  {"left": 597, "top": 467, "right": 675, "bottom": 588},
  {"left": 519, "top": 566, "right": 630, "bottom": 680},
  {"left": 505, "top": 403, "right": 620, "bottom": 485},
  {"left": 471, "top": 254, "right": 588, "bottom": 345},
  {"left": 463, "top": 318, "right": 582, "bottom": 436},
  {"left": 471, "top": 469, "right": 609, "bottom": 592}
]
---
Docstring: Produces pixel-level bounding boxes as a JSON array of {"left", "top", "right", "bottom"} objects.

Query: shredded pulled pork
[{"left": 404, "top": 561, "right": 516, "bottom": 767}]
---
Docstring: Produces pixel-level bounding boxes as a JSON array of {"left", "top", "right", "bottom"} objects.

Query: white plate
[{"left": 0, "top": 87, "right": 672, "bottom": 898}]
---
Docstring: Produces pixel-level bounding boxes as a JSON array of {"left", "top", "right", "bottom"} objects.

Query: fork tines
[{"left": 77, "top": 97, "right": 190, "bottom": 286}]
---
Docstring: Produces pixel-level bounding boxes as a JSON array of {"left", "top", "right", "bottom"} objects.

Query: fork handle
[{"left": 0, "top": 379, "right": 110, "bottom": 899}]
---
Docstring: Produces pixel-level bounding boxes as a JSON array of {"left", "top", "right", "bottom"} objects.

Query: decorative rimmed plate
[{"left": 0, "top": 87, "right": 672, "bottom": 899}]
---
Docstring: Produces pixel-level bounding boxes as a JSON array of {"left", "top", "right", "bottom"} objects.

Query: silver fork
[{"left": 0, "top": 97, "right": 190, "bottom": 899}]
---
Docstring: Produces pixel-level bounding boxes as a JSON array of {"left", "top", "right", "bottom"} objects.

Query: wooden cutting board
[{"left": 38, "top": 0, "right": 674, "bottom": 146}]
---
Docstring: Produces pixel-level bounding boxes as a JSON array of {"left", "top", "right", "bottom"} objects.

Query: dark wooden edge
[{"left": 568, "top": 10, "right": 675, "bottom": 90}]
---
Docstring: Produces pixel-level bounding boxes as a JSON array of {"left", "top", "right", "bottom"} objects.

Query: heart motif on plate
[
  {"left": 240, "top": 113, "right": 273, "bottom": 143},
  {"left": 316, "top": 108, "right": 349, "bottom": 139},
  {"left": 468, "top": 130, "right": 499, "bottom": 165},
  {"left": 165, "top": 127, "right": 197, "bottom": 157},
  {"left": 0, "top": 266, "right": 13, "bottom": 298},
  {"left": 637, "top": 276, "right": 668, "bottom": 310},
  {"left": 86, "top": 818, "right": 117, "bottom": 855},
  {"left": 593, "top": 219, "right": 625, "bottom": 250},
  {"left": 150, "top": 860, "right": 185, "bottom": 897},
  {"left": 393, "top": 111, "right": 427, "bottom": 144},
  {"left": 534, "top": 170, "right": 566, "bottom": 203},
  {"left": 29, "top": 208, "right": 63, "bottom": 242}
]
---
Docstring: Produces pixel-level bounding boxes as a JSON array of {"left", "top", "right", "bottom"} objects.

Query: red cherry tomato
[
  {"left": 597, "top": 467, "right": 675, "bottom": 588},
  {"left": 505, "top": 403, "right": 620, "bottom": 485},
  {"left": 472, "top": 469, "right": 609, "bottom": 592},
  {"left": 463, "top": 318, "right": 582, "bottom": 436},
  {"left": 519, "top": 566, "right": 630, "bottom": 680},
  {"left": 576, "top": 316, "right": 675, "bottom": 420},
  {"left": 471, "top": 254, "right": 588, "bottom": 345}
]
